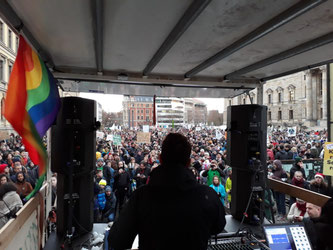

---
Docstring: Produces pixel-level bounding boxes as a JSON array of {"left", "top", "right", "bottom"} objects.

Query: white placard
[
  {"left": 143, "top": 125, "right": 149, "bottom": 133},
  {"left": 287, "top": 127, "right": 297, "bottom": 137},
  {"left": 96, "top": 131, "right": 104, "bottom": 139}
]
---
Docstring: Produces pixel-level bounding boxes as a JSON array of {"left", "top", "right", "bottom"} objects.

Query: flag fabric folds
[{"left": 4, "top": 35, "right": 60, "bottom": 200}]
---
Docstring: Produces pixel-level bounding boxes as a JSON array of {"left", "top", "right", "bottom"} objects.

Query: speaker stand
[{"left": 64, "top": 160, "right": 80, "bottom": 247}]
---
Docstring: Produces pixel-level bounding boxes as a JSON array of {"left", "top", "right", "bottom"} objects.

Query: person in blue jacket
[
  {"left": 95, "top": 179, "right": 107, "bottom": 222},
  {"left": 210, "top": 176, "right": 226, "bottom": 206}
]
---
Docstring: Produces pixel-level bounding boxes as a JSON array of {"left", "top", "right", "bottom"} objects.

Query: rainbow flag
[{"left": 4, "top": 36, "right": 60, "bottom": 200}]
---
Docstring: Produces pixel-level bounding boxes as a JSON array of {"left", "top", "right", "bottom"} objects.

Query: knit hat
[
  {"left": 0, "top": 164, "right": 7, "bottom": 174},
  {"left": 315, "top": 173, "right": 325, "bottom": 179},
  {"left": 97, "top": 157, "right": 104, "bottom": 162},
  {"left": 99, "top": 179, "right": 107, "bottom": 186},
  {"left": 294, "top": 156, "right": 303, "bottom": 164},
  {"left": 105, "top": 186, "right": 112, "bottom": 192}
]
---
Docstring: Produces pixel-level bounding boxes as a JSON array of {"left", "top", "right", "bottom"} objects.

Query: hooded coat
[{"left": 108, "top": 164, "right": 226, "bottom": 250}]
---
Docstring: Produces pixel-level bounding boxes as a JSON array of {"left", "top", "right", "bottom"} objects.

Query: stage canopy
[{"left": 1, "top": 0, "right": 333, "bottom": 98}]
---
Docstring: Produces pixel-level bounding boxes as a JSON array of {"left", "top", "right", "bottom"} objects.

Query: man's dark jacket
[
  {"left": 275, "top": 150, "right": 289, "bottom": 160},
  {"left": 108, "top": 164, "right": 226, "bottom": 250}
]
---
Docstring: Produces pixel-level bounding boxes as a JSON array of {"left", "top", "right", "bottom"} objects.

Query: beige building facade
[
  {"left": 223, "top": 66, "right": 327, "bottom": 130},
  {"left": 0, "top": 18, "right": 18, "bottom": 131}
]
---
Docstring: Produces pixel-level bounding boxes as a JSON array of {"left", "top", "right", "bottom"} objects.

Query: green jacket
[{"left": 203, "top": 168, "right": 224, "bottom": 186}]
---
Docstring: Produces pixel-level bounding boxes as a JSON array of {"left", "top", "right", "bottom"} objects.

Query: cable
[{"left": 236, "top": 189, "right": 254, "bottom": 235}]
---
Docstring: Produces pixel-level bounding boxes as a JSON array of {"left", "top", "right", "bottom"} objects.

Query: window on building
[
  {"left": 146, "top": 109, "right": 149, "bottom": 114},
  {"left": 243, "top": 98, "right": 246, "bottom": 105},
  {"left": 0, "top": 59, "right": 3, "bottom": 81},
  {"left": 278, "top": 110, "right": 282, "bottom": 120},
  {"left": 289, "top": 90, "right": 294, "bottom": 102},
  {"left": 16, "top": 36, "right": 19, "bottom": 52},
  {"left": 0, "top": 98, "right": 4, "bottom": 120},
  {"left": 304, "top": 75, "right": 306, "bottom": 80},
  {"left": 320, "top": 108, "right": 323, "bottom": 119},
  {"left": 146, "top": 104, "right": 149, "bottom": 107},
  {"left": 268, "top": 94, "right": 272, "bottom": 104},
  {"left": 0, "top": 22, "right": 3, "bottom": 42},
  {"left": 278, "top": 92, "right": 282, "bottom": 103},
  {"left": 8, "top": 30, "right": 12, "bottom": 49},
  {"left": 141, "top": 104, "right": 143, "bottom": 107},
  {"left": 229, "top": 100, "right": 232, "bottom": 106},
  {"left": 137, "top": 116, "right": 140, "bottom": 120},
  {"left": 268, "top": 111, "right": 271, "bottom": 121},
  {"left": 141, "top": 110, "right": 143, "bottom": 113},
  {"left": 141, "top": 116, "right": 143, "bottom": 120},
  {"left": 131, "top": 103, "right": 134, "bottom": 107},
  {"left": 8, "top": 63, "right": 12, "bottom": 76},
  {"left": 289, "top": 110, "right": 293, "bottom": 120},
  {"left": 146, "top": 117, "right": 149, "bottom": 121},
  {"left": 319, "top": 73, "right": 323, "bottom": 96}
]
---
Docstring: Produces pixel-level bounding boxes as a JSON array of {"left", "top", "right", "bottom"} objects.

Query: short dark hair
[{"left": 161, "top": 133, "right": 191, "bottom": 166}]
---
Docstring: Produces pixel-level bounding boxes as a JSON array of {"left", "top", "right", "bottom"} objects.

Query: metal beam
[
  {"left": 0, "top": 0, "right": 55, "bottom": 68},
  {"left": 53, "top": 72, "right": 260, "bottom": 90},
  {"left": 261, "top": 58, "right": 333, "bottom": 82},
  {"left": 143, "top": 0, "right": 212, "bottom": 76},
  {"left": 53, "top": 67, "right": 260, "bottom": 86},
  {"left": 91, "top": 0, "right": 104, "bottom": 73},
  {"left": 185, "top": 0, "right": 327, "bottom": 78},
  {"left": 58, "top": 79, "right": 253, "bottom": 99},
  {"left": 225, "top": 32, "right": 333, "bottom": 80}
]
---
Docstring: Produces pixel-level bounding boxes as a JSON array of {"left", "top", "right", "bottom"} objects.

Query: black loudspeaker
[
  {"left": 51, "top": 97, "right": 96, "bottom": 238},
  {"left": 56, "top": 172, "right": 94, "bottom": 236},
  {"left": 51, "top": 97, "right": 96, "bottom": 174},
  {"left": 227, "top": 104, "right": 267, "bottom": 222}
]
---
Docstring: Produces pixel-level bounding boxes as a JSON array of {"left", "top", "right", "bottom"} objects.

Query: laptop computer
[{"left": 262, "top": 223, "right": 312, "bottom": 250}]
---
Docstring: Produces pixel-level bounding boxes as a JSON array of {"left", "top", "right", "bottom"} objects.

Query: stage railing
[
  {"left": 268, "top": 178, "right": 330, "bottom": 207},
  {"left": 0, "top": 182, "right": 50, "bottom": 250}
]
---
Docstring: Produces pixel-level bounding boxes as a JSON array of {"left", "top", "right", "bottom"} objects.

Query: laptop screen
[{"left": 263, "top": 223, "right": 312, "bottom": 250}]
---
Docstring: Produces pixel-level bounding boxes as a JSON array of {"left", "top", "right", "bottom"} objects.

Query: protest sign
[
  {"left": 323, "top": 142, "right": 333, "bottom": 176},
  {"left": 137, "top": 132, "right": 151, "bottom": 144}
]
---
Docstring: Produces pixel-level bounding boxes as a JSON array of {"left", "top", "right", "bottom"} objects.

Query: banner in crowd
[
  {"left": 215, "top": 130, "right": 222, "bottom": 140},
  {"left": 287, "top": 127, "right": 297, "bottom": 137},
  {"left": 323, "top": 142, "right": 333, "bottom": 176},
  {"left": 137, "top": 132, "right": 151, "bottom": 144},
  {"left": 113, "top": 135, "right": 122, "bottom": 146},
  {"left": 143, "top": 125, "right": 149, "bottom": 133},
  {"left": 106, "top": 134, "right": 113, "bottom": 141},
  {"left": 96, "top": 131, "right": 104, "bottom": 139}
]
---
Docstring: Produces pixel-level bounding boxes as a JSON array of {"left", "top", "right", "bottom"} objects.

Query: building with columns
[{"left": 223, "top": 66, "right": 327, "bottom": 129}]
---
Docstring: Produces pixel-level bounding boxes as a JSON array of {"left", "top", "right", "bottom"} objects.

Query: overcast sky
[{"left": 79, "top": 93, "right": 225, "bottom": 113}]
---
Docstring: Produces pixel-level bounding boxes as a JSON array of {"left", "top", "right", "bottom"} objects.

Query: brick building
[{"left": 122, "top": 96, "right": 154, "bottom": 127}]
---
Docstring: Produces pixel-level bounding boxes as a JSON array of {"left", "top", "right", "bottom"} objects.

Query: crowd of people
[
  {"left": 0, "top": 134, "right": 43, "bottom": 229},
  {"left": 92, "top": 127, "right": 331, "bottom": 225},
  {"left": 0, "top": 126, "right": 331, "bottom": 245}
]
